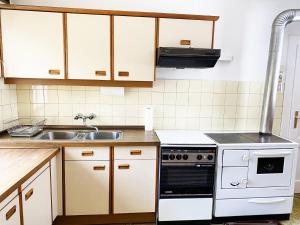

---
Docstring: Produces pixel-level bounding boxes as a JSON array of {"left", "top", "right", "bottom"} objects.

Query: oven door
[
  {"left": 160, "top": 162, "right": 215, "bottom": 198},
  {"left": 247, "top": 149, "right": 294, "bottom": 188}
]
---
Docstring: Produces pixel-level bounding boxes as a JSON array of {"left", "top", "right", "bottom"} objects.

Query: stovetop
[
  {"left": 155, "top": 130, "right": 216, "bottom": 145},
  {"left": 205, "top": 133, "right": 291, "bottom": 144}
]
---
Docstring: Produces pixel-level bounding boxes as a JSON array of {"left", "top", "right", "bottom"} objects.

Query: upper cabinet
[
  {"left": 1, "top": 10, "right": 65, "bottom": 79},
  {"left": 0, "top": 6, "right": 218, "bottom": 87},
  {"left": 67, "top": 14, "right": 111, "bottom": 80},
  {"left": 159, "top": 18, "right": 214, "bottom": 48},
  {"left": 114, "top": 16, "right": 156, "bottom": 81}
]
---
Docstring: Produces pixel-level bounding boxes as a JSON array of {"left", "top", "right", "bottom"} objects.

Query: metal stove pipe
[{"left": 260, "top": 9, "right": 300, "bottom": 135}]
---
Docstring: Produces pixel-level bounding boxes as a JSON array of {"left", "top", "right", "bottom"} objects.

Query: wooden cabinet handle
[
  {"left": 25, "top": 188, "right": 33, "bottom": 201},
  {"left": 118, "top": 164, "right": 130, "bottom": 170},
  {"left": 180, "top": 40, "right": 191, "bottom": 46},
  {"left": 130, "top": 150, "right": 142, "bottom": 155},
  {"left": 118, "top": 71, "right": 129, "bottom": 77},
  {"left": 93, "top": 165, "right": 105, "bottom": 170},
  {"left": 81, "top": 151, "right": 94, "bottom": 156},
  {"left": 48, "top": 69, "right": 60, "bottom": 75},
  {"left": 5, "top": 205, "right": 16, "bottom": 221},
  {"left": 95, "top": 70, "right": 106, "bottom": 76}
]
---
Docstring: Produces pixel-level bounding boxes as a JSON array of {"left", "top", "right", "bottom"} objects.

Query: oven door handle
[
  {"left": 252, "top": 151, "right": 292, "bottom": 157},
  {"left": 248, "top": 198, "right": 287, "bottom": 204},
  {"left": 195, "top": 164, "right": 214, "bottom": 168}
]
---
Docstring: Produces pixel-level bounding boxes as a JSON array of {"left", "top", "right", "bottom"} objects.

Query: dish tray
[{"left": 5, "top": 118, "right": 46, "bottom": 137}]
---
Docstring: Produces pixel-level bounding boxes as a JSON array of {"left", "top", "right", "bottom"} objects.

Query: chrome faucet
[
  {"left": 74, "top": 113, "right": 97, "bottom": 123},
  {"left": 74, "top": 113, "right": 99, "bottom": 132},
  {"left": 86, "top": 125, "right": 99, "bottom": 133}
]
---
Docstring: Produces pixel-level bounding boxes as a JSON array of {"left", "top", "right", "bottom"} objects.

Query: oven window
[{"left": 257, "top": 157, "right": 284, "bottom": 174}]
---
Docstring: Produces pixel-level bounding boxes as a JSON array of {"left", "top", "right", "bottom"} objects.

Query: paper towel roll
[{"left": 144, "top": 107, "right": 153, "bottom": 131}]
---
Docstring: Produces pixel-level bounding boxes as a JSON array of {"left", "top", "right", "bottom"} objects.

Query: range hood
[{"left": 156, "top": 47, "right": 221, "bottom": 69}]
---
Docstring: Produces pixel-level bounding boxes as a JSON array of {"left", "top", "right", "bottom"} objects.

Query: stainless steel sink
[
  {"left": 84, "top": 131, "right": 122, "bottom": 140},
  {"left": 34, "top": 131, "right": 79, "bottom": 140}
]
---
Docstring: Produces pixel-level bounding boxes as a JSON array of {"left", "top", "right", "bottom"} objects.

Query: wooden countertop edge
[
  {"left": 0, "top": 148, "right": 60, "bottom": 203},
  {"left": 0, "top": 141, "right": 160, "bottom": 148}
]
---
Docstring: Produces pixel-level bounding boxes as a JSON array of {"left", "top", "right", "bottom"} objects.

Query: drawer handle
[
  {"left": 5, "top": 205, "right": 16, "bottom": 221},
  {"left": 48, "top": 69, "right": 61, "bottom": 75},
  {"left": 95, "top": 70, "right": 106, "bottom": 76},
  {"left": 118, "top": 164, "right": 130, "bottom": 170},
  {"left": 180, "top": 40, "right": 191, "bottom": 46},
  {"left": 252, "top": 151, "right": 291, "bottom": 157},
  {"left": 81, "top": 151, "right": 94, "bottom": 156},
  {"left": 130, "top": 150, "right": 142, "bottom": 155},
  {"left": 25, "top": 188, "right": 34, "bottom": 201},
  {"left": 93, "top": 165, "right": 105, "bottom": 170},
  {"left": 248, "top": 198, "right": 286, "bottom": 204},
  {"left": 118, "top": 71, "right": 129, "bottom": 77}
]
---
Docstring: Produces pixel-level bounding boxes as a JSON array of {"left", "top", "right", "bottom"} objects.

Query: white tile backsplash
[{"left": 14, "top": 79, "right": 283, "bottom": 133}]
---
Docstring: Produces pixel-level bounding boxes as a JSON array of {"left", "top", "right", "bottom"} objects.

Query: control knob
[
  {"left": 169, "top": 154, "right": 175, "bottom": 160},
  {"left": 207, "top": 155, "right": 214, "bottom": 160},
  {"left": 182, "top": 154, "right": 189, "bottom": 160},
  {"left": 197, "top": 155, "right": 203, "bottom": 160},
  {"left": 176, "top": 154, "right": 182, "bottom": 160}
]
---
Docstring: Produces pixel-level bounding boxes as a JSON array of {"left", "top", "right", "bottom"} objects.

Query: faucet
[
  {"left": 74, "top": 113, "right": 96, "bottom": 123},
  {"left": 74, "top": 113, "right": 98, "bottom": 132},
  {"left": 86, "top": 125, "right": 99, "bottom": 132}
]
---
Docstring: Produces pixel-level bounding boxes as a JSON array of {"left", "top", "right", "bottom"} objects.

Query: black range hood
[{"left": 156, "top": 47, "right": 221, "bottom": 69}]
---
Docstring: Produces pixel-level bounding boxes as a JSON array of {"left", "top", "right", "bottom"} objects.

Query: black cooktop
[{"left": 205, "top": 133, "right": 291, "bottom": 144}]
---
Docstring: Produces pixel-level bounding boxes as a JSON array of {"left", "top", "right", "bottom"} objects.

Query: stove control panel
[{"left": 161, "top": 148, "right": 216, "bottom": 163}]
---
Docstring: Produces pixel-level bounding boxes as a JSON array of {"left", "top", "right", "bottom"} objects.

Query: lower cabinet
[
  {"left": 22, "top": 167, "right": 52, "bottom": 225},
  {"left": 65, "top": 160, "right": 110, "bottom": 215},
  {"left": 0, "top": 193, "right": 20, "bottom": 225},
  {"left": 114, "top": 159, "right": 156, "bottom": 213}
]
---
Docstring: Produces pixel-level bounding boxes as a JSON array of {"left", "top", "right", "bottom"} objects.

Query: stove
[
  {"left": 155, "top": 130, "right": 217, "bottom": 225},
  {"left": 205, "top": 132, "right": 291, "bottom": 144}
]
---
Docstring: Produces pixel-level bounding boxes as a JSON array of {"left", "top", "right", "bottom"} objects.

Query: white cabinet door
[
  {"left": 114, "top": 16, "right": 155, "bottom": 81},
  {"left": 159, "top": 18, "right": 213, "bottom": 48},
  {"left": 65, "top": 161, "right": 109, "bottom": 215},
  {"left": 67, "top": 13, "right": 111, "bottom": 80},
  {"left": 114, "top": 159, "right": 156, "bottom": 213},
  {"left": 0, "top": 196, "right": 20, "bottom": 225},
  {"left": 222, "top": 167, "right": 248, "bottom": 189},
  {"left": 22, "top": 168, "right": 52, "bottom": 225},
  {"left": 1, "top": 10, "right": 64, "bottom": 79}
]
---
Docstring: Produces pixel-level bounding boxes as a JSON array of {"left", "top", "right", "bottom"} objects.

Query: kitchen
[{"left": 0, "top": 0, "right": 299, "bottom": 225}]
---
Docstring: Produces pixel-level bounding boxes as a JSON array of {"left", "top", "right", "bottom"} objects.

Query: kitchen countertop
[
  {"left": 0, "top": 128, "right": 160, "bottom": 148},
  {"left": 0, "top": 148, "right": 59, "bottom": 203}
]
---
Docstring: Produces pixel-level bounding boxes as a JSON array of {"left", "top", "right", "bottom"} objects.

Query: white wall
[{"left": 11, "top": 0, "right": 300, "bottom": 81}]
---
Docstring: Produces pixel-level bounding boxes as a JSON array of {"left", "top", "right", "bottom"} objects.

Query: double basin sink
[{"left": 34, "top": 130, "right": 122, "bottom": 141}]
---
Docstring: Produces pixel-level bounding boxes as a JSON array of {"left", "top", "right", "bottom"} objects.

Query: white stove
[
  {"left": 155, "top": 130, "right": 216, "bottom": 146},
  {"left": 155, "top": 130, "right": 216, "bottom": 225}
]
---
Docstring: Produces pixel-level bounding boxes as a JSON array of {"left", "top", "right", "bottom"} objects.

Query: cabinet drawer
[
  {"left": 0, "top": 195, "right": 20, "bottom": 225},
  {"left": 222, "top": 167, "right": 248, "bottom": 189},
  {"left": 65, "top": 147, "right": 110, "bottom": 161},
  {"left": 223, "top": 150, "right": 249, "bottom": 167},
  {"left": 0, "top": 191, "right": 18, "bottom": 211},
  {"left": 214, "top": 197, "right": 293, "bottom": 217},
  {"left": 114, "top": 146, "right": 156, "bottom": 160}
]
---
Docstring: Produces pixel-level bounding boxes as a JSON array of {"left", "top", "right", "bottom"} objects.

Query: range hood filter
[{"left": 156, "top": 47, "right": 221, "bottom": 69}]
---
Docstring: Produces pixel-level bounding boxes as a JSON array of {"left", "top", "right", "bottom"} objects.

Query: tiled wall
[
  {"left": 0, "top": 79, "right": 18, "bottom": 131},
  {"left": 16, "top": 80, "right": 283, "bottom": 134}
]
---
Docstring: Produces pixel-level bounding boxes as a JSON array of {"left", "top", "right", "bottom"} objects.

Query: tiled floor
[{"left": 281, "top": 194, "right": 300, "bottom": 225}]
